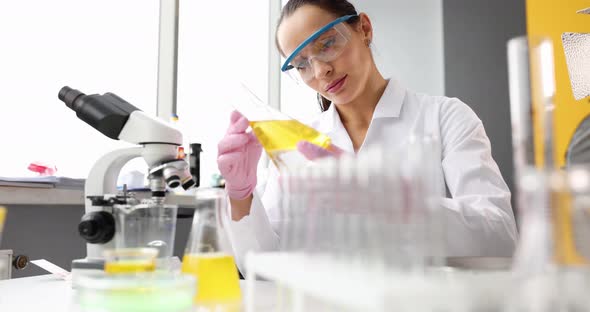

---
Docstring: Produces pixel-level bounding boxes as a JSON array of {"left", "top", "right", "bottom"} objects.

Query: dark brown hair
[{"left": 277, "top": 0, "right": 359, "bottom": 112}]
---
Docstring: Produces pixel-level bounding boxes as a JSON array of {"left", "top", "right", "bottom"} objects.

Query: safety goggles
[{"left": 281, "top": 15, "right": 356, "bottom": 83}]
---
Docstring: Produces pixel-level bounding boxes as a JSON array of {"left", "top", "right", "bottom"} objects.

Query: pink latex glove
[
  {"left": 217, "top": 110, "right": 262, "bottom": 200},
  {"left": 296, "top": 141, "right": 344, "bottom": 161}
]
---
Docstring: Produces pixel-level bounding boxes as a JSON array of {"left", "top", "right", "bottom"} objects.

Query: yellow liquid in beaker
[
  {"left": 181, "top": 253, "right": 241, "bottom": 303},
  {"left": 104, "top": 260, "right": 156, "bottom": 274},
  {"left": 250, "top": 120, "right": 331, "bottom": 166}
]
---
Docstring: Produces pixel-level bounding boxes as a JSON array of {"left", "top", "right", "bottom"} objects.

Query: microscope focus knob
[
  {"left": 78, "top": 211, "right": 115, "bottom": 244},
  {"left": 12, "top": 254, "right": 29, "bottom": 271}
]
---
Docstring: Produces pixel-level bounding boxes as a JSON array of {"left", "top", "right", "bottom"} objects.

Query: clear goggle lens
[{"left": 282, "top": 22, "right": 352, "bottom": 84}]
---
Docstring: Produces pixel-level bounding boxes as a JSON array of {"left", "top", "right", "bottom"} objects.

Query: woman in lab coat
[{"left": 217, "top": 0, "right": 517, "bottom": 273}]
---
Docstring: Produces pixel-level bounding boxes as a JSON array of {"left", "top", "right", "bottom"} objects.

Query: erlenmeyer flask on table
[
  {"left": 235, "top": 83, "right": 336, "bottom": 170},
  {"left": 181, "top": 188, "right": 241, "bottom": 307}
]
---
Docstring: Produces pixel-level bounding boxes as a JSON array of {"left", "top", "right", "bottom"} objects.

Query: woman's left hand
[{"left": 296, "top": 141, "right": 344, "bottom": 160}]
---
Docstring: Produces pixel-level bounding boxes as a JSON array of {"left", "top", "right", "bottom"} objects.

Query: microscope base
[
  {"left": 72, "top": 258, "right": 104, "bottom": 270},
  {"left": 71, "top": 258, "right": 104, "bottom": 287}
]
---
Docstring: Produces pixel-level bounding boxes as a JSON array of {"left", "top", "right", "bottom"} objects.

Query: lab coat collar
[
  {"left": 373, "top": 79, "right": 405, "bottom": 119},
  {"left": 317, "top": 79, "right": 406, "bottom": 134}
]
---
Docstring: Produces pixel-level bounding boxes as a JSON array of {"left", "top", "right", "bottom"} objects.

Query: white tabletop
[{"left": 0, "top": 274, "right": 278, "bottom": 311}]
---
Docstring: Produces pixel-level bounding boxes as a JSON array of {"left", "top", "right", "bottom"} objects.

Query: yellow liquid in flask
[
  {"left": 250, "top": 120, "right": 332, "bottom": 167},
  {"left": 181, "top": 253, "right": 241, "bottom": 303}
]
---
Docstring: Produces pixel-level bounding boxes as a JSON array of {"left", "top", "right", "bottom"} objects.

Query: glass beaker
[
  {"left": 112, "top": 200, "right": 178, "bottom": 271},
  {"left": 235, "top": 84, "right": 335, "bottom": 170},
  {"left": 181, "top": 188, "right": 241, "bottom": 306}
]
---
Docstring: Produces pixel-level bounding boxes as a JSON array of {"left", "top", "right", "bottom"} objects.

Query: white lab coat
[{"left": 223, "top": 79, "right": 518, "bottom": 274}]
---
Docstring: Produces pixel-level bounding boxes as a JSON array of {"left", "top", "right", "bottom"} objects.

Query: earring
[{"left": 365, "top": 39, "right": 371, "bottom": 47}]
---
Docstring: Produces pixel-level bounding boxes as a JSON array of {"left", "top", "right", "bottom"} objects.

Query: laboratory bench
[
  {"left": 0, "top": 186, "right": 84, "bottom": 205},
  {"left": 0, "top": 185, "right": 200, "bottom": 207},
  {"left": 0, "top": 274, "right": 279, "bottom": 311}
]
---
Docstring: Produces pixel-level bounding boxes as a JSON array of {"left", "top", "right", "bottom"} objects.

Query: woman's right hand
[{"left": 217, "top": 110, "right": 262, "bottom": 201}]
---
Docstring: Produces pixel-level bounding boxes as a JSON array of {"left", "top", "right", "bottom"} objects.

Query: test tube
[
  {"left": 337, "top": 153, "right": 356, "bottom": 262},
  {"left": 569, "top": 166, "right": 590, "bottom": 259},
  {"left": 511, "top": 168, "right": 551, "bottom": 276}
]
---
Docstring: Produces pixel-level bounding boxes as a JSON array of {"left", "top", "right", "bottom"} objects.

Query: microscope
[{"left": 58, "top": 86, "right": 195, "bottom": 275}]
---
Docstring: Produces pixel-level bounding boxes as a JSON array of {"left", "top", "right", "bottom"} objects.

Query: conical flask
[
  {"left": 181, "top": 188, "right": 241, "bottom": 305},
  {"left": 235, "top": 83, "right": 334, "bottom": 170}
]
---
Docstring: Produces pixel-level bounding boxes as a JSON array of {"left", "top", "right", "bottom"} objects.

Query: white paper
[{"left": 30, "top": 259, "right": 71, "bottom": 280}]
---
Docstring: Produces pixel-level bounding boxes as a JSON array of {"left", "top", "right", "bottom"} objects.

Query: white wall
[
  {"left": 0, "top": 0, "right": 160, "bottom": 178},
  {"left": 351, "top": 0, "right": 445, "bottom": 96},
  {"left": 176, "top": 1, "right": 269, "bottom": 186},
  {"left": 0, "top": 0, "right": 269, "bottom": 184}
]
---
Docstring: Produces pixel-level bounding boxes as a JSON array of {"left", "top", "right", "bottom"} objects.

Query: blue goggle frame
[{"left": 281, "top": 15, "right": 357, "bottom": 72}]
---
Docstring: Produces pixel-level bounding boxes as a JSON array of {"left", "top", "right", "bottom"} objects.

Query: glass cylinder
[
  {"left": 550, "top": 165, "right": 590, "bottom": 266},
  {"left": 513, "top": 165, "right": 590, "bottom": 271}
]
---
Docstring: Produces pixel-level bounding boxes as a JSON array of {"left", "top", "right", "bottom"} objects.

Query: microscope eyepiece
[
  {"left": 57, "top": 86, "right": 140, "bottom": 140},
  {"left": 58, "top": 86, "right": 85, "bottom": 110}
]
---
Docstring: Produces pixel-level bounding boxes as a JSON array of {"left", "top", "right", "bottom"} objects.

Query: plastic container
[
  {"left": 74, "top": 272, "right": 195, "bottom": 312},
  {"left": 103, "top": 248, "right": 158, "bottom": 275}
]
